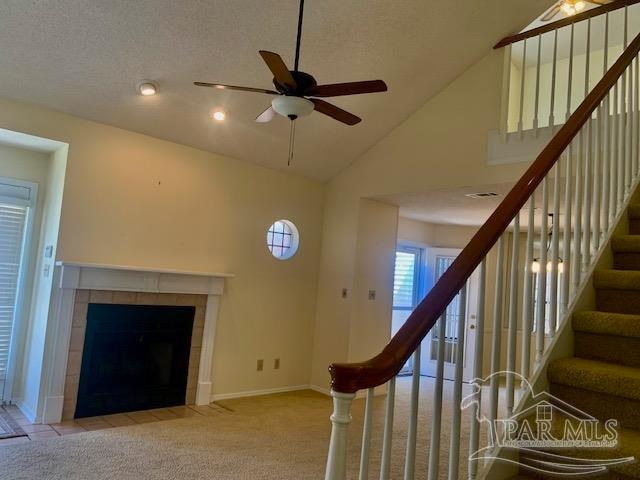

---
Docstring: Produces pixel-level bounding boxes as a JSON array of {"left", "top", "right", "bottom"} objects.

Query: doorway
[
  {"left": 0, "top": 178, "right": 37, "bottom": 404},
  {"left": 420, "top": 248, "right": 478, "bottom": 382}
]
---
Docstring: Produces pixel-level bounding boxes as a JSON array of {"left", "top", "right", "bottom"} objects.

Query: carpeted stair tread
[
  {"left": 594, "top": 270, "right": 640, "bottom": 290},
  {"left": 573, "top": 311, "right": 640, "bottom": 338},
  {"left": 548, "top": 357, "right": 640, "bottom": 402},
  {"left": 612, "top": 235, "right": 640, "bottom": 253},
  {"left": 511, "top": 417, "right": 640, "bottom": 478},
  {"left": 628, "top": 205, "right": 640, "bottom": 219}
]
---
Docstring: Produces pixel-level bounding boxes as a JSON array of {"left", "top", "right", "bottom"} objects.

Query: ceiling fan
[
  {"left": 194, "top": 0, "right": 387, "bottom": 127},
  {"left": 541, "top": 0, "right": 613, "bottom": 21}
]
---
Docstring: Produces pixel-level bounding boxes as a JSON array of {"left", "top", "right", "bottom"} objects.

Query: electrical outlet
[
  {"left": 368, "top": 289, "right": 376, "bottom": 300},
  {"left": 274, "top": 358, "right": 280, "bottom": 370},
  {"left": 341, "top": 288, "right": 348, "bottom": 299},
  {"left": 257, "top": 359, "right": 264, "bottom": 371}
]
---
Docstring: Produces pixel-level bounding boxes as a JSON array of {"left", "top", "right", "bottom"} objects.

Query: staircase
[
  {"left": 536, "top": 206, "right": 640, "bottom": 478},
  {"left": 323, "top": 2, "right": 640, "bottom": 479}
]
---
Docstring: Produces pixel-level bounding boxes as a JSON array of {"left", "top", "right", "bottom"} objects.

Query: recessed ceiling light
[
  {"left": 138, "top": 81, "right": 157, "bottom": 96},
  {"left": 212, "top": 110, "right": 226, "bottom": 122}
]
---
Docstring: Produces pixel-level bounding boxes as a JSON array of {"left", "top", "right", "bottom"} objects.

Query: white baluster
[
  {"left": 534, "top": 34, "right": 542, "bottom": 132},
  {"left": 536, "top": 178, "right": 549, "bottom": 364},
  {"left": 489, "top": 235, "right": 506, "bottom": 423},
  {"left": 325, "top": 391, "right": 356, "bottom": 480},
  {"left": 380, "top": 377, "right": 396, "bottom": 480},
  {"left": 468, "top": 260, "right": 486, "bottom": 480},
  {"left": 359, "top": 388, "right": 375, "bottom": 480},
  {"left": 403, "top": 348, "right": 421, "bottom": 480},
  {"left": 448, "top": 284, "right": 468, "bottom": 480},
  {"left": 567, "top": 24, "right": 575, "bottom": 121},
  {"left": 561, "top": 146, "right": 573, "bottom": 313},
  {"left": 617, "top": 79, "right": 624, "bottom": 210},
  {"left": 522, "top": 197, "right": 535, "bottom": 379},
  {"left": 506, "top": 216, "right": 520, "bottom": 415},
  {"left": 573, "top": 132, "right": 584, "bottom": 293},
  {"left": 582, "top": 118, "right": 592, "bottom": 271},
  {"left": 550, "top": 29, "right": 558, "bottom": 129},
  {"left": 635, "top": 54, "right": 640, "bottom": 179},
  {"left": 550, "top": 162, "right": 561, "bottom": 335},
  {"left": 626, "top": 60, "right": 633, "bottom": 193},
  {"left": 585, "top": 19, "right": 591, "bottom": 98},
  {"left": 518, "top": 39, "right": 528, "bottom": 135},
  {"left": 428, "top": 316, "right": 446, "bottom": 480},
  {"left": 593, "top": 105, "right": 602, "bottom": 252}
]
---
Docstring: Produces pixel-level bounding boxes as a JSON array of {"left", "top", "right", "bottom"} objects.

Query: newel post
[{"left": 324, "top": 390, "right": 356, "bottom": 480}]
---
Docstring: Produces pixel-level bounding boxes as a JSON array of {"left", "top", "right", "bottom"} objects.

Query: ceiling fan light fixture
[
  {"left": 138, "top": 81, "right": 158, "bottom": 96},
  {"left": 271, "top": 96, "right": 314, "bottom": 120},
  {"left": 575, "top": 1, "right": 586, "bottom": 12}
]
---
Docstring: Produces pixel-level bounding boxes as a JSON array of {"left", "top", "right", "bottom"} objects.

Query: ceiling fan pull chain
[
  {"left": 294, "top": 0, "right": 305, "bottom": 72},
  {"left": 288, "top": 120, "right": 297, "bottom": 166}
]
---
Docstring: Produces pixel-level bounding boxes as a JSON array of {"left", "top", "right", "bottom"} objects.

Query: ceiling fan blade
[
  {"left": 259, "top": 51, "right": 297, "bottom": 90},
  {"left": 256, "top": 106, "right": 276, "bottom": 123},
  {"left": 194, "top": 82, "right": 279, "bottom": 95},
  {"left": 541, "top": 4, "right": 561, "bottom": 21},
  {"left": 311, "top": 99, "right": 361, "bottom": 125},
  {"left": 308, "top": 80, "right": 388, "bottom": 97}
]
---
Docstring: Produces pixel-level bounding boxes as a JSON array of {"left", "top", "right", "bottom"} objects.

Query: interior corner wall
[
  {"left": 0, "top": 97, "right": 325, "bottom": 412},
  {"left": 347, "top": 199, "right": 398, "bottom": 364},
  {"left": 311, "top": 48, "right": 534, "bottom": 389}
]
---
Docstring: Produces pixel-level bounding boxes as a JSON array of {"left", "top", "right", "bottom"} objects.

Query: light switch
[{"left": 368, "top": 290, "right": 376, "bottom": 300}]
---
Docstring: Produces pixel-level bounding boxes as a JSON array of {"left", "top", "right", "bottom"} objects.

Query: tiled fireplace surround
[
  {"left": 38, "top": 262, "right": 231, "bottom": 425},
  {"left": 62, "top": 289, "right": 208, "bottom": 420}
]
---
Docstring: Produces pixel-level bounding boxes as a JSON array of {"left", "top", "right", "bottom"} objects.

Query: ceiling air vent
[{"left": 465, "top": 192, "right": 500, "bottom": 199}]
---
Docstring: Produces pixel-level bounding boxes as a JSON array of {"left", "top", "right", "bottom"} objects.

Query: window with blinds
[
  {"left": 393, "top": 247, "right": 422, "bottom": 310},
  {"left": 0, "top": 202, "right": 27, "bottom": 380}
]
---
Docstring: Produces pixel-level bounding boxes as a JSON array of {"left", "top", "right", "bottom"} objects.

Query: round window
[{"left": 266, "top": 219, "right": 299, "bottom": 260}]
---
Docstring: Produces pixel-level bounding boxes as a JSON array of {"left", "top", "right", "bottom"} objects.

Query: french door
[
  {"left": 0, "top": 178, "right": 36, "bottom": 404},
  {"left": 420, "top": 248, "right": 478, "bottom": 382}
]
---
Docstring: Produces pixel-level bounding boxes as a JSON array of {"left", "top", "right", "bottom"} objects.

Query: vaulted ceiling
[{"left": 0, "top": 0, "right": 553, "bottom": 180}]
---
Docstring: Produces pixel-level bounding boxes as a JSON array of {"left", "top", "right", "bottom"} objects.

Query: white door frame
[{"left": 420, "top": 248, "right": 479, "bottom": 382}]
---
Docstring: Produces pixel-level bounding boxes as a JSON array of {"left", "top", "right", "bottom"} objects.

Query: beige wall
[
  {"left": 0, "top": 97, "right": 325, "bottom": 408},
  {"left": 310, "top": 49, "right": 532, "bottom": 388}
]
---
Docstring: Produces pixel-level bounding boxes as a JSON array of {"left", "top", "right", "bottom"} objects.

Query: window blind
[
  {"left": 393, "top": 250, "right": 419, "bottom": 309},
  {"left": 0, "top": 203, "right": 27, "bottom": 379}
]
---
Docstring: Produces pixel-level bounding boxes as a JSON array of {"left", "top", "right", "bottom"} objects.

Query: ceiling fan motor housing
[{"left": 272, "top": 96, "right": 314, "bottom": 120}]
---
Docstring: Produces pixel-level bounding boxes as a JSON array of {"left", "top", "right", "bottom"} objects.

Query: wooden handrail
[
  {"left": 329, "top": 30, "right": 640, "bottom": 395},
  {"left": 494, "top": 0, "right": 640, "bottom": 49}
]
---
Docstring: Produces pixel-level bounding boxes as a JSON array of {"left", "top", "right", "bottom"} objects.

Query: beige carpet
[{"left": 0, "top": 377, "right": 490, "bottom": 480}]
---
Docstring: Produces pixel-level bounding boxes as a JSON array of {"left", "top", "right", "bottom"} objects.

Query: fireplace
[
  {"left": 75, "top": 303, "right": 195, "bottom": 418},
  {"left": 39, "top": 262, "right": 231, "bottom": 425}
]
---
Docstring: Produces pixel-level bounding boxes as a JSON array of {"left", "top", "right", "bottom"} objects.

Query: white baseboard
[
  {"left": 309, "top": 385, "right": 331, "bottom": 396},
  {"left": 14, "top": 398, "right": 37, "bottom": 424},
  {"left": 210, "top": 385, "right": 310, "bottom": 402}
]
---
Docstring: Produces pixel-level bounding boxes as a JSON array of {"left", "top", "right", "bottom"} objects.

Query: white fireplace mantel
[{"left": 39, "top": 261, "right": 233, "bottom": 424}]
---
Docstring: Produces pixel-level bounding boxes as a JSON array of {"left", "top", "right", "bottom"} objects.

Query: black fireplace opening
[{"left": 75, "top": 303, "right": 195, "bottom": 418}]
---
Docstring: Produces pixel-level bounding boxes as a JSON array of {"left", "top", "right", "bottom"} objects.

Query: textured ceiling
[{"left": 0, "top": 0, "right": 553, "bottom": 181}]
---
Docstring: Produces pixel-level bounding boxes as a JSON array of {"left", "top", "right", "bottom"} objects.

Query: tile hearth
[{"left": 0, "top": 402, "right": 228, "bottom": 447}]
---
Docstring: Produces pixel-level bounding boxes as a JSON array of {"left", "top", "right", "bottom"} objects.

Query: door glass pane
[
  {"left": 430, "top": 255, "right": 465, "bottom": 364},
  {"left": 392, "top": 247, "right": 422, "bottom": 375}
]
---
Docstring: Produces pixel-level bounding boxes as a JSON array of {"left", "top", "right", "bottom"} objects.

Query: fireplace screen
[{"left": 75, "top": 303, "right": 195, "bottom": 418}]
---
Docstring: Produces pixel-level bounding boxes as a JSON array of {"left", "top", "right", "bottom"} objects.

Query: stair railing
[
  {"left": 499, "top": 0, "right": 640, "bottom": 134},
  {"left": 324, "top": 24, "right": 640, "bottom": 480}
]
